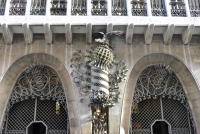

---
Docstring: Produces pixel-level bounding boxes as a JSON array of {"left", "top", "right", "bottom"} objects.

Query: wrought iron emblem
[{"left": 71, "top": 31, "right": 128, "bottom": 133}]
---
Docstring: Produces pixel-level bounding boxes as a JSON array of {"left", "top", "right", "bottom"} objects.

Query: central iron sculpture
[{"left": 71, "top": 31, "right": 128, "bottom": 134}]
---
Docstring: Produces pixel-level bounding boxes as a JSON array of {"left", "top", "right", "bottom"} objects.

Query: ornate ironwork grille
[
  {"left": 50, "top": 0, "right": 67, "bottom": 15},
  {"left": 71, "top": 0, "right": 86, "bottom": 15},
  {"left": 131, "top": 64, "right": 196, "bottom": 134},
  {"left": 1, "top": 64, "right": 70, "bottom": 134},
  {"left": 91, "top": 0, "right": 107, "bottom": 16},
  {"left": 170, "top": 0, "right": 186, "bottom": 17},
  {"left": 131, "top": 0, "right": 147, "bottom": 16},
  {"left": 112, "top": 0, "right": 127, "bottom": 16},
  {"left": 30, "top": 0, "right": 46, "bottom": 15},
  {"left": 150, "top": 0, "right": 167, "bottom": 16},
  {"left": 188, "top": 0, "right": 200, "bottom": 17},
  {"left": 9, "top": 0, "right": 26, "bottom": 15},
  {"left": 0, "top": 0, "right": 6, "bottom": 15}
]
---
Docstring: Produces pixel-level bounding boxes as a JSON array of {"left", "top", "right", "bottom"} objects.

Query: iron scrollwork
[
  {"left": 1, "top": 64, "right": 69, "bottom": 133},
  {"left": 131, "top": 64, "right": 196, "bottom": 134},
  {"left": 71, "top": 31, "right": 128, "bottom": 134}
]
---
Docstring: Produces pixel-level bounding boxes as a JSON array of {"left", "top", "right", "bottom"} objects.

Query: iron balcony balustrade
[
  {"left": 151, "top": 0, "right": 167, "bottom": 16},
  {"left": 91, "top": 0, "right": 107, "bottom": 16},
  {"left": 170, "top": 1, "right": 186, "bottom": 17},
  {"left": 30, "top": 0, "right": 46, "bottom": 15},
  {"left": 9, "top": 0, "right": 26, "bottom": 15},
  {"left": 71, "top": 0, "right": 87, "bottom": 16},
  {"left": 188, "top": 0, "right": 200, "bottom": 17},
  {"left": 0, "top": 0, "right": 6, "bottom": 15},
  {"left": 112, "top": 0, "right": 127, "bottom": 16},
  {"left": 50, "top": 0, "right": 67, "bottom": 15},
  {"left": 131, "top": 0, "right": 147, "bottom": 16}
]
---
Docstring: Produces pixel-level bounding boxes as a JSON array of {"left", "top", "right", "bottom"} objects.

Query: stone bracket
[
  {"left": 86, "top": 23, "right": 92, "bottom": 44},
  {"left": 182, "top": 24, "right": 195, "bottom": 45},
  {"left": 126, "top": 23, "right": 134, "bottom": 45},
  {"left": 145, "top": 23, "right": 154, "bottom": 45},
  {"left": 107, "top": 23, "right": 113, "bottom": 33},
  {"left": 23, "top": 23, "right": 33, "bottom": 44},
  {"left": 44, "top": 23, "right": 52, "bottom": 44},
  {"left": 65, "top": 23, "right": 72, "bottom": 44},
  {"left": 2, "top": 23, "right": 13, "bottom": 45},
  {"left": 163, "top": 24, "right": 175, "bottom": 45}
]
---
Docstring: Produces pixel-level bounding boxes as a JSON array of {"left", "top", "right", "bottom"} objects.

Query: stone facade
[{"left": 0, "top": 33, "right": 200, "bottom": 134}]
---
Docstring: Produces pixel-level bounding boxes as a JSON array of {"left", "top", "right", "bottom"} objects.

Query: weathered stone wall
[{"left": 0, "top": 33, "right": 200, "bottom": 134}]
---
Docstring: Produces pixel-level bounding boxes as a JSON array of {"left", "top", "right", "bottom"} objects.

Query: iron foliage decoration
[{"left": 71, "top": 31, "right": 128, "bottom": 134}]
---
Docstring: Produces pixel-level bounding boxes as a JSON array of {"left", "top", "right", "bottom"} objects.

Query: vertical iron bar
[
  {"left": 160, "top": 97, "right": 164, "bottom": 120},
  {"left": 187, "top": 112, "right": 192, "bottom": 134},
  {"left": 34, "top": 98, "right": 37, "bottom": 121}
]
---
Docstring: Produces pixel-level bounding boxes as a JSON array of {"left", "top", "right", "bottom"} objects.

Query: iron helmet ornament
[{"left": 71, "top": 31, "right": 128, "bottom": 133}]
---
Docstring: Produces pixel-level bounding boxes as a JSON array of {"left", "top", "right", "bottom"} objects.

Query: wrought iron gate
[
  {"left": 1, "top": 64, "right": 70, "bottom": 134},
  {"left": 130, "top": 64, "right": 196, "bottom": 134}
]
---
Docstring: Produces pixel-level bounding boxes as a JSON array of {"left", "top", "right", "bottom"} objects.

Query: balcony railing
[
  {"left": 0, "top": 0, "right": 6, "bottom": 15},
  {"left": 170, "top": 1, "right": 186, "bottom": 17},
  {"left": 188, "top": 0, "right": 200, "bottom": 17},
  {"left": 0, "top": 0, "right": 200, "bottom": 17},
  {"left": 30, "top": 0, "right": 46, "bottom": 15},
  {"left": 112, "top": 0, "right": 127, "bottom": 16},
  {"left": 9, "top": 0, "right": 27, "bottom": 15},
  {"left": 91, "top": 0, "right": 107, "bottom": 16},
  {"left": 131, "top": 0, "right": 147, "bottom": 16},
  {"left": 50, "top": 0, "right": 67, "bottom": 15},
  {"left": 71, "top": 0, "right": 86, "bottom": 15},
  {"left": 151, "top": 0, "right": 167, "bottom": 16}
]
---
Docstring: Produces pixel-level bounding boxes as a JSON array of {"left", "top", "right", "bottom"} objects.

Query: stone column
[
  {"left": 164, "top": 0, "right": 171, "bottom": 17},
  {"left": 67, "top": 0, "right": 72, "bottom": 16},
  {"left": 126, "top": 0, "right": 132, "bottom": 16},
  {"left": 107, "top": 0, "right": 112, "bottom": 16},
  {"left": 184, "top": 0, "right": 191, "bottom": 17},
  {"left": 87, "top": 0, "right": 91, "bottom": 16},
  {"left": 46, "top": 0, "right": 51, "bottom": 16},
  {"left": 146, "top": 0, "right": 152, "bottom": 16}
]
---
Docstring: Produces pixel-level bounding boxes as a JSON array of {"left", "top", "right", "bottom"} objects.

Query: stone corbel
[
  {"left": 44, "top": 23, "right": 52, "bottom": 44},
  {"left": 65, "top": 23, "right": 72, "bottom": 44},
  {"left": 145, "top": 23, "right": 154, "bottom": 45},
  {"left": 23, "top": 23, "right": 33, "bottom": 45},
  {"left": 2, "top": 23, "right": 13, "bottom": 45},
  {"left": 163, "top": 24, "right": 175, "bottom": 45},
  {"left": 126, "top": 23, "right": 134, "bottom": 45},
  {"left": 182, "top": 24, "right": 194, "bottom": 45},
  {"left": 107, "top": 23, "right": 113, "bottom": 33},
  {"left": 86, "top": 23, "right": 92, "bottom": 44}
]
